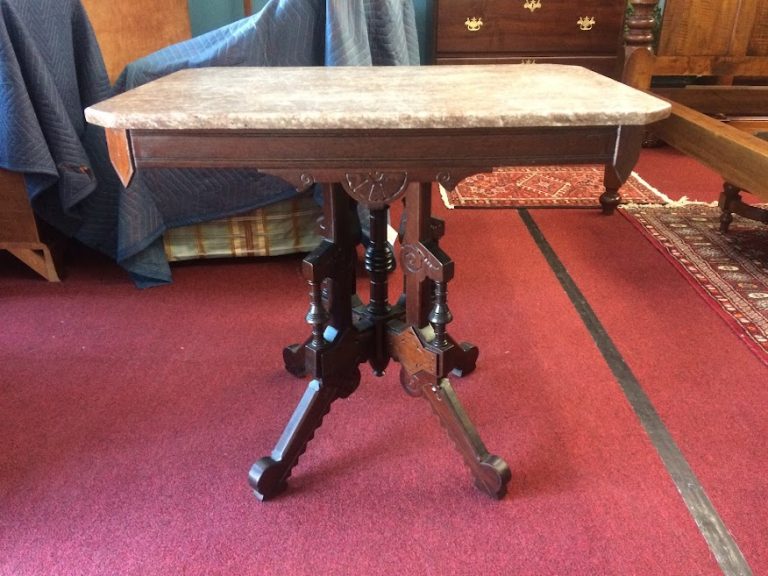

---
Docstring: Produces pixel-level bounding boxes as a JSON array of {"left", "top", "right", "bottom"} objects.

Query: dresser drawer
[
  {"left": 434, "top": 55, "right": 620, "bottom": 77},
  {"left": 435, "top": 0, "right": 625, "bottom": 56}
]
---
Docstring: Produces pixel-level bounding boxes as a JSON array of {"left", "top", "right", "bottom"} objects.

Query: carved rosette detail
[{"left": 343, "top": 171, "right": 409, "bottom": 208}]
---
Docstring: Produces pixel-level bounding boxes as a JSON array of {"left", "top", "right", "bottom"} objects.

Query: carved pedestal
[{"left": 249, "top": 177, "right": 511, "bottom": 501}]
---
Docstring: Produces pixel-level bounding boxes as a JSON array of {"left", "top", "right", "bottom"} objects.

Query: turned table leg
[
  {"left": 601, "top": 125, "right": 644, "bottom": 214},
  {"left": 251, "top": 184, "right": 366, "bottom": 500},
  {"left": 718, "top": 181, "right": 768, "bottom": 232},
  {"left": 719, "top": 182, "right": 740, "bottom": 232},
  {"left": 393, "top": 182, "right": 510, "bottom": 498}
]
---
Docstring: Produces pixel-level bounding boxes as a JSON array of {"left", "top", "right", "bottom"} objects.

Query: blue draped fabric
[
  {"left": 1, "top": 0, "right": 420, "bottom": 286},
  {"left": 0, "top": 0, "right": 119, "bottom": 255}
]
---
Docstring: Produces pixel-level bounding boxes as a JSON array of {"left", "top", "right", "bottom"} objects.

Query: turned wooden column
[
  {"left": 624, "top": 0, "right": 662, "bottom": 147},
  {"left": 625, "top": 0, "right": 659, "bottom": 52},
  {"left": 624, "top": 0, "right": 660, "bottom": 88}
]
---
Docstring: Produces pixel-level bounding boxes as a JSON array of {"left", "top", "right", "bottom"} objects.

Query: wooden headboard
[
  {"left": 81, "top": 0, "right": 191, "bottom": 82},
  {"left": 624, "top": 0, "right": 768, "bottom": 93},
  {"left": 623, "top": 0, "right": 768, "bottom": 206}
]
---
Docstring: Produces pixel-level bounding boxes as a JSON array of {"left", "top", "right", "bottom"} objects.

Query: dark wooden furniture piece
[
  {"left": 624, "top": 0, "right": 768, "bottom": 230},
  {"left": 433, "top": 0, "right": 628, "bottom": 78},
  {"left": 85, "top": 65, "right": 668, "bottom": 500}
]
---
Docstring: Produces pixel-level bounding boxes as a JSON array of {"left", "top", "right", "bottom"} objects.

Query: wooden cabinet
[{"left": 434, "top": 0, "right": 627, "bottom": 77}]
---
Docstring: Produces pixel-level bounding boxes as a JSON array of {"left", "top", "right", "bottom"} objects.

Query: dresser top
[{"left": 85, "top": 65, "right": 670, "bottom": 131}]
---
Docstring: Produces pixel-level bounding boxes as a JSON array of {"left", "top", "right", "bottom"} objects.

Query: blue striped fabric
[
  {"left": 0, "top": 0, "right": 120, "bottom": 254},
  {"left": 1, "top": 0, "right": 420, "bottom": 286},
  {"left": 116, "top": 0, "right": 419, "bottom": 89}
]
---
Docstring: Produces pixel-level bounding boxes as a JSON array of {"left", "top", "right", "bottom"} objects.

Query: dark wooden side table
[{"left": 85, "top": 64, "right": 670, "bottom": 500}]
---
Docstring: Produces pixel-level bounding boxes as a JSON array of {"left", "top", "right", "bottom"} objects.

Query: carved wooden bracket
[
  {"left": 400, "top": 240, "right": 454, "bottom": 283},
  {"left": 435, "top": 169, "right": 491, "bottom": 192},
  {"left": 104, "top": 128, "right": 135, "bottom": 187}
]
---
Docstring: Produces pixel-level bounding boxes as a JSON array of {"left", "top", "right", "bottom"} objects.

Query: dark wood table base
[
  {"left": 96, "top": 123, "right": 647, "bottom": 502},
  {"left": 248, "top": 181, "right": 512, "bottom": 500}
]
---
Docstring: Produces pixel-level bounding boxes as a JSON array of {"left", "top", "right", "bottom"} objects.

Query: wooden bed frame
[{"left": 624, "top": 0, "right": 768, "bottom": 230}]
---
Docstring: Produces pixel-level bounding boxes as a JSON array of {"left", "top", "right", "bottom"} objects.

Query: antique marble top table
[
  {"left": 87, "top": 64, "right": 668, "bottom": 131},
  {"left": 86, "top": 64, "right": 670, "bottom": 500}
]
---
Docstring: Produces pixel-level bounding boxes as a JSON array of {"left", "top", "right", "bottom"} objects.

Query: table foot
[
  {"left": 249, "top": 371, "right": 359, "bottom": 501},
  {"left": 599, "top": 187, "right": 620, "bottom": 215},
  {"left": 448, "top": 341, "right": 479, "bottom": 378},
  {"left": 249, "top": 456, "right": 288, "bottom": 501},
  {"left": 403, "top": 371, "right": 511, "bottom": 499},
  {"left": 283, "top": 343, "right": 307, "bottom": 378}
]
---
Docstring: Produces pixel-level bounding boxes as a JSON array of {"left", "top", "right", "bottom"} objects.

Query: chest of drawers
[{"left": 434, "top": 0, "right": 627, "bottom": 77}]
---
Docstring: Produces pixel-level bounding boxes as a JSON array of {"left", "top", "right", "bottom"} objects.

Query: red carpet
[
  {"left": 635, "top": 146, "right": 727, "bottom": 205},
  {"left": 622, "top": 204, "right": 768, "bottom": 365},
  {"left": 1, "top": 226, "right": 721, "bottom": 575},
  {"left": 2, "top": 147, "right": 766, "bottom": 575},
  {"left": 442, "top": 165, "right": 666, "bottom": 208},
  {"left": 531, "top": 207, "right": 768, "bottom": 576}
]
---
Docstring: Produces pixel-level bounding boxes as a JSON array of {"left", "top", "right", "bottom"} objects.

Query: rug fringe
[
  {"left": 622, "top": 172, "right": 719, "bottom": 209},
  {"left": 439, "top": 184, "right": 455, "bottom": 209},
  {"left": 628, "top": 171, "right": 674, "bottom": 204}
]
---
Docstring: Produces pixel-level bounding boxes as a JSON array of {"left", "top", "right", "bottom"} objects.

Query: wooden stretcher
[{"left": 624, "top": 0, "right": 768, "bottom": 230}]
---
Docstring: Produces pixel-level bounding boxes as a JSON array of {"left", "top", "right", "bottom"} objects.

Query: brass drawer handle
[
  {"left": 465, "top": 17, "right": 483, "bottom": 32},
  {"left": 524, "top": 0, "right": 542, "bottom": 12},
  {"left": 577, "top": 16, "right": 596, "bottom": 31}
]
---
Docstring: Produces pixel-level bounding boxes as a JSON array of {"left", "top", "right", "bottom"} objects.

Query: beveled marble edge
[{"left": 85, "top": 65, "right": 671, "bottom": 131}]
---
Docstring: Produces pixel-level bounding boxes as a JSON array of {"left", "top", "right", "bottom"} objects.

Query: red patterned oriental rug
[
  {"left": 622, "top": 204, "right": 768, "bottom": 365},
  {"left": 442, "top": 165, "right": 668, "bottom": 209}
]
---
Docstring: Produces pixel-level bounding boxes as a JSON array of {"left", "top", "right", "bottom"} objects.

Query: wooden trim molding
[{"left": 105, "top": 128, "right": 135, "bottom": 188}]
